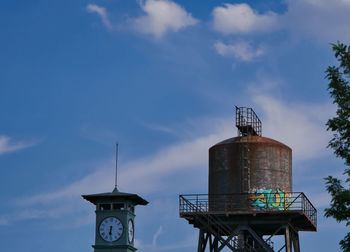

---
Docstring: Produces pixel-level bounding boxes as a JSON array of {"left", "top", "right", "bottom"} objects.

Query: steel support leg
[
  {"left": 292, "top": 230, "right": 300, "bottom": 252},
  {"left": 198, "top": 229, "right": 208, "bottom": 252},
  {"left": 213, "top": 236, "right": 219, "bottom": 252},
  {"left": 246, "top": 226, "right": 273, "bottom": 252},
  {"left": 198, "top": 230, "right": 221, "bottom": 252},
  {"left": 198, "top": 229, "right": 203, "bottom": 252},
  {"left": 209, "top": 234, "right": 213, "bottom": 252},
  {"left": 238, "top": 231, "right": 245, "bottom": 249},
  {"left": 285, "top": 226, "right": 292, "bottom": 252}
]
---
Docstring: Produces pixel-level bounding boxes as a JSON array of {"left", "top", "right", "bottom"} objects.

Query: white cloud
[
  {"left": 212, "top": 1, "right": 350, "bottom": 42},
  {"left": 214, "top": 40, "right": 264, "bottom": 61},
  {"left": 0, "top": 135, "right": 36, "bottom": 155},
  {"left": 211, "top": 1, "right": 350, "bottom": 42},
  {"left": 86, "top": 4, "right": 112, "bottom": 30},
  {"left": 131, "top": 0, "right": 198, "bottom": 38},
  {"left": 212, "top": 3, "right": 279, "bottom": 35}
]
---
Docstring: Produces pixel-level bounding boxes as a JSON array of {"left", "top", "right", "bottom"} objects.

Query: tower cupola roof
[{"left": 82, "top": 188, "right": 148, "bottom": 206}]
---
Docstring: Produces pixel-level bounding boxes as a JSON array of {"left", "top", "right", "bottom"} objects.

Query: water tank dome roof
[{"left": 213, "top": 136, "right": 291, "bottom": 151}]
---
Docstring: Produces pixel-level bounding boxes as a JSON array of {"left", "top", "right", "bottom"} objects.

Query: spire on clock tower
[{"left": 115, "top": 143, "right": 118, "bottom": 191}]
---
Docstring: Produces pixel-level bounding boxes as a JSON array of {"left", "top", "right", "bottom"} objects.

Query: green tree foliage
[{"left": 324, "top": 41, "right": 350, "bottom": 251}]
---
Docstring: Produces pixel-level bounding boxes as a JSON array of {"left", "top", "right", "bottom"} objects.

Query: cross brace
[{"left": 197, "top": 223, "right": 300, "bottom": 252}]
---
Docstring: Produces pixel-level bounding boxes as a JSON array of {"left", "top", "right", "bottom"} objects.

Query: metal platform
[
  {"left": 180, "top": 193, "right": 316, "bottom": 232},
  {"left": 179, "top": 193, "right": 316, "bottom": 251}
]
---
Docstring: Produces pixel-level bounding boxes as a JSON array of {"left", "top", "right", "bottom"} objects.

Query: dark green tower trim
[
  {"left": 82, "top": 188, "right": 148, "bottom": 206},
  {"left": 93, "top": 244, "right": 137, "bottom": 251}
]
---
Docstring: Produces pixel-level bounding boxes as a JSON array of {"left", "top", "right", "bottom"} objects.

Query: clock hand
[{"left": 109, "top": 226, "right": 112, "bottom": 236}]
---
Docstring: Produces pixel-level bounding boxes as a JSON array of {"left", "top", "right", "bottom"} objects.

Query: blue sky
[{"left": 1, "top": 0, "right": 350, "bottom": 251}]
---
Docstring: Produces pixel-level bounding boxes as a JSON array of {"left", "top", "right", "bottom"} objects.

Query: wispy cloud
[
  {"left": 86, "top": 4, "right": 112, "bottom": 30},
  {"left": 131, "top": 0, "right": 198, "bottom": 38},
  {"left": 19, "top": 119, "right": 232, "bottom": 206},
  {"left": 284, "top": 0, "right": 350, "bottom": 42},
  {"left": 10, "top": 91, "right": 333, "bottom": 228},
  {"left": 0, "top": 217, "right": 9, "bottom": 226},
  {"left": 214, "top": 40, "right": 264, "bottom": 62},
  {"left": 0, "top": 135, "right": 37, "bottom": 155},
  {"left": 79, "top": 124, "right": 120, "bottom": 145},
  {"left": 136, "top": 223, "right": 197, "bottom": 251},
  {"left": 151, "top": 232, "right": 197, "bottom": 251},
  {"left": 310, "top": 191, "right": 331, "bottom": 208},
  {"left": 19, "top": 166, "right": 114, "bottom": 205},
  {"left": 152, "top": 225, "right": 163, "bottom": 247},
  {"left": 255, "top": 95, "right": 333, "bottom": 162},
  {"left": 141, "top": 122, "right": 177, "bottom": 135}
]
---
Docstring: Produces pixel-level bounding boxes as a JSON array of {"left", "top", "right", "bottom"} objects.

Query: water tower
[{"left": 179, "top": 107, "right": 317, "bottom": 252}]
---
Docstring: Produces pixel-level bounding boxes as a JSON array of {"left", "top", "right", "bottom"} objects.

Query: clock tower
[
  {"left": 82, "top": 144, "right": 148, "bottom": 252},
  {"left": 82, "top": 188, "right": 148, "bottom": 252}
]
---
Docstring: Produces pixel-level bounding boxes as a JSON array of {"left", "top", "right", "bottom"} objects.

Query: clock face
[
  {"left": 99, "top": 217, "right": 123, "bottom": 242},
  {"left": 128, "top": 219, "right": 134, "bottom": 243}
]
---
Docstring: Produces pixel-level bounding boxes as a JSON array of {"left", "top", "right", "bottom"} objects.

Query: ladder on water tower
[{"left": 241, "top": 135, "right": 250, "bottom": 193}]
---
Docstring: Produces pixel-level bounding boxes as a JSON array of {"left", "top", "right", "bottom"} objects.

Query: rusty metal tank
[{"left": 209, "top": 135, "right": 292, "bottom": 195}]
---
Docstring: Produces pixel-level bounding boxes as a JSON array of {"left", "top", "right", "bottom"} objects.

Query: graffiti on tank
[{"left": 251, "top": 189, "right": 290, "bottom": 210}]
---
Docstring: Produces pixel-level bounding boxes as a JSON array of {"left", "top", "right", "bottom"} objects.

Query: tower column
[
  {"left": 285, "top": 226, "right": 292, "bottom": 252},
  {"left": 292, "top": 229, "right": 300, "bottom": 252}
]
